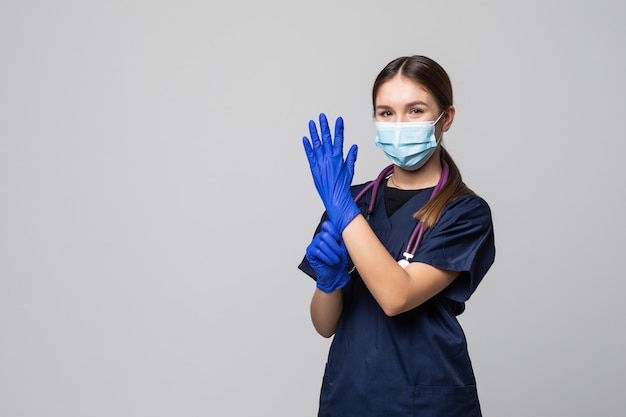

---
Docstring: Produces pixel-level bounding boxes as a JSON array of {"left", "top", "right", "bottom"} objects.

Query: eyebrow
[{"left": 375, "top": 101, "right": 430, "bottom": 110}]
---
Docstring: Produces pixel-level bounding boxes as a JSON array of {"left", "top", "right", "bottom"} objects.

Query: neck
[{"left": 390, "top": 151, "right": 443, "bottom": 190}]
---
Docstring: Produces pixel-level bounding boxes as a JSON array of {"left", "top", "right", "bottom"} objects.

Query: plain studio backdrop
[{"left": 1, "top": 1, "right": 624, "bottom": 416}]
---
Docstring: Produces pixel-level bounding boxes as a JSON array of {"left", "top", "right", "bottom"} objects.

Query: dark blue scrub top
[{"left": 299, "top": 180, "right": 495, "bottom": 417}]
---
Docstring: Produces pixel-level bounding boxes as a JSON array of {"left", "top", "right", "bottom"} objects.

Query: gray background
[{"left": 1, "top": 1, "right": 624, "bottom": 416}]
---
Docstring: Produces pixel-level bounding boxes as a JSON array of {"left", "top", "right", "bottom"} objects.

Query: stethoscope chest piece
[
  {"left": 398, "top": 251, "right": 413, "bottom": 269},
  {"left": 398, "top": 259, "right": 410, "bottom": 269}
]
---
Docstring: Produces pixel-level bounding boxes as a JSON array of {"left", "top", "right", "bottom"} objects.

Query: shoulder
[
  {"left": 450, "top": 194, "right": 491, "bottom": 211},
  {"left": 437, "top": 192, "right": 493, "bottom": 230},
  {"left": 447, "top": 193, "right": 491, "bottom": 214}
]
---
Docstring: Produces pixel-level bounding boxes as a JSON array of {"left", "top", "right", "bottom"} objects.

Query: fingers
[
  {"left": 345, "top": 144, "right": 358, "bottom": 176},
  {"left": 308, "top": 236, "right": 341, "bottom": 265},
  {"left": 318, "top": 113, "right": 333, "bottom": 154},
  {"left": 318, "top": 230, "right": 343, "bottom": 259},
  {"left": 303, "top": 114, "right": 355, "bottom": 174},
  {"left": 320, "top": 113, "right": 344, "bottom": 158},
  {"left": 308, "top": 119, "right": 325, "bottom": 162},
  {"left": 308, "top": 119, "right": 321, "bottom": 145},
  {"left": 333, "top": 116, "right": 344, "bottom": 158},
  {"left": 321, "top": 220, "right": 341, "bottom": 242},
  {"left": 309, "top": 222, "right": 345, "bottom": 265},
  {"left": 305, "top": 113, "right": 346, "bottom": 151},
  {"left": 302, "top": 136, "right": 316, "bottom": 167}
]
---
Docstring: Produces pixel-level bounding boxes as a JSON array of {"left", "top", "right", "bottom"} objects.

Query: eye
[
  {"left": 410, "top": 108, "right": 424, "bottom": 114},
  {"left": 377, "top": 110, "right": 392, "bottom": 118}
]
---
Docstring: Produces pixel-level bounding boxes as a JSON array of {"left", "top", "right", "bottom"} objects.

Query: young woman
[{"left": 299, "top": 55, "right": 496, "bottom": 416}]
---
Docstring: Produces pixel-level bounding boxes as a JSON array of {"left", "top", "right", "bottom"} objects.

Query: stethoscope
[{"left": 352, "top": 160, "right": 449, "bottom": 268}]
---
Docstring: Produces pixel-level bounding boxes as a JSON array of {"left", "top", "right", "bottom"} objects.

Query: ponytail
[{"left": 414, "top": 146, "right": 473, "bottom": 229}]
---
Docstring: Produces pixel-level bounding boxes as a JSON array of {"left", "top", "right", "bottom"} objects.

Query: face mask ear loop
[
  {"left": 433, "top": 111, "right": 446, "bottom": 125},
  {"left": 434, "top": 110, "right": 447, "bottom": 143}
]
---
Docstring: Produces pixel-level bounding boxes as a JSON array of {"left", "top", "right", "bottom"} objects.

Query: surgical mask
[{"left": 374, "top": 111, "right": 445, "bottom": 171}]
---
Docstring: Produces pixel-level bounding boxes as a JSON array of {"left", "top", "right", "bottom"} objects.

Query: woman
[{"left": 298, "top": 55, "right": 496, "bottom": 416}]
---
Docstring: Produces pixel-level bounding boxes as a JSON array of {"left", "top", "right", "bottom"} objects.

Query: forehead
[{"left": 375, "top": 75, "right": 435, "bottom": 106}]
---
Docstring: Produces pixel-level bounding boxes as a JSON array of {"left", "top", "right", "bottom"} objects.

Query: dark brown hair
[{"left": 372, "top": 55, "right": 474, "bottom": 229}]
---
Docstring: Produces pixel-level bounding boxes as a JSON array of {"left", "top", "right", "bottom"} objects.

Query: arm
[
  {"left": 310, "top": 288, "right": 343, "bottom": 338},
  {"left": 303, "top": 114, "right": 458, "bottom": 317},
  {"left": 342, "top": 215, "right": 459, "bottom": 316},
  {"left": 304, "top": 221, "right": 350, "bottom": 337}
]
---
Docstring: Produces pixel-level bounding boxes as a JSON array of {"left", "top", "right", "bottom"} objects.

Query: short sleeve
[
  {"left": 298, "top": 258, "right": 316, "bottom": 280},
  {"left": 298, "top": 219, "right": 325, "bottom": 280},
  {"left": 413, "top": 195, "right": 496, "bottom": 302}
]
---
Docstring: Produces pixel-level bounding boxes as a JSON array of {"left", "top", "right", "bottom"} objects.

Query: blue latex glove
[
  {"left": 305, "top": 221, "right": 350, "bottom": 293},
  {"left": 303, "top": 113, "right": 360, "bottom": 233}
]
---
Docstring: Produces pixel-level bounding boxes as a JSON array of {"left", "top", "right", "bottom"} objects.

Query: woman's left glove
[
  {"left": 303, "top": 113, "right": 360, "bottom": 233},
  {"left": 305, "top": 221, "right": 350, "bottom": 293}
]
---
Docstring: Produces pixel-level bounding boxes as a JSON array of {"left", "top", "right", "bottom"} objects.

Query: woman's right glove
[{"left": 305, "top": 221, "right": 350, "bottom": 293}]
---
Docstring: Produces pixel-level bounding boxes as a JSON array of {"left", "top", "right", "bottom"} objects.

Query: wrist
[
  {"left": 316, "top": 269, "right": 350, "bottom": 293},
  {"left": 332, "top": 202, "right": 361, "bottom": 233}
]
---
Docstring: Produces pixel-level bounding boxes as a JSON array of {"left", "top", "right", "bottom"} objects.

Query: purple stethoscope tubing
[{"left": 352, "top": 160, "right": 449, "bottom": 265}]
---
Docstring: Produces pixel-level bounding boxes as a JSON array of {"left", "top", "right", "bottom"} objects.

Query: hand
[
  {"left": 305, "top": 221, "right": 350, "bottom": 293},
  {"left": 303, "top": 113, "right": 360, "bottom": 233}
]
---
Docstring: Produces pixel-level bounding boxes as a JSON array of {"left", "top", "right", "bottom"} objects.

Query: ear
[{"left": 441, "top": 105, "right": 455, "bottom": 132}]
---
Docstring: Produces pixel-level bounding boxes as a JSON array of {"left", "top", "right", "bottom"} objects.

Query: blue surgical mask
[{"left": 375, "top": 112, "right": 445, "bottom": 171}]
